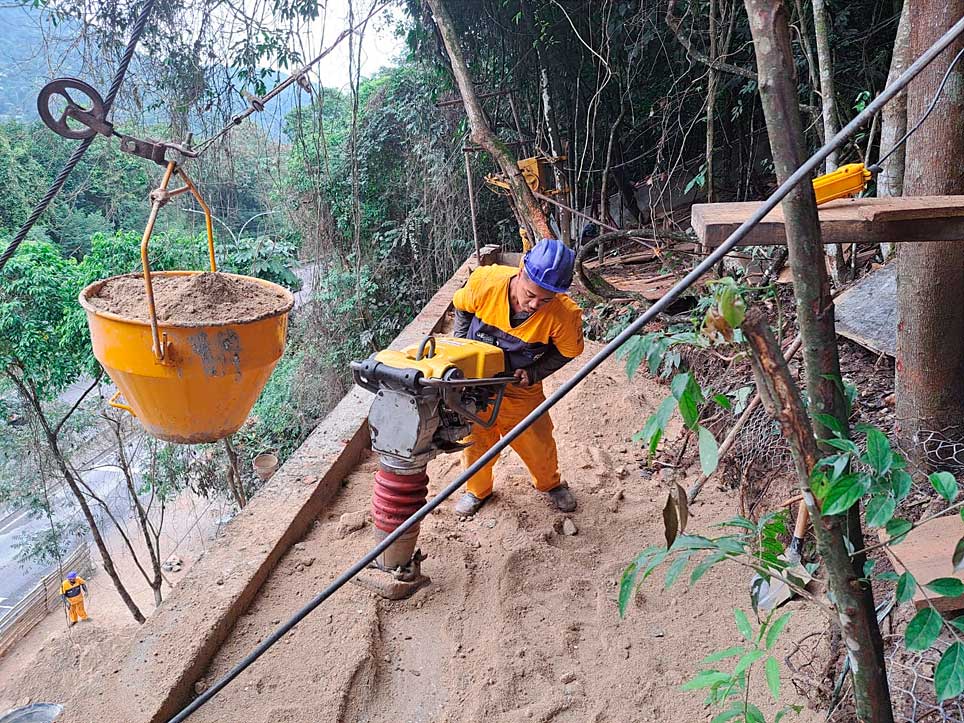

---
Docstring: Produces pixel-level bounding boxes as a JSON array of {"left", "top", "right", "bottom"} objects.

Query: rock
[
  {"left": 338, "top": 510, "right": 368, "bottom": 536},
  {"left": 484, "top": 518, "right": 497, "bottom": 529},
  {"left": 171, "top": 564, "right": 182, "bottom": 573},
  {"left": 300, "top": 556, "right": 315, "bottom": 567},
  {"left": 294, "top": 543, "right": 306, "bottom": 552},
  {"left": 578, "top": 446, "right": 593, "bottom": 469},
  {"left": 652, "top": 628, "right": 665, "bottom": 638},
  {"left": 194, "top": 679, "right": 209, "bottom": 695},
  {"left": 560, "top": 672, "right": 576, "bottom": 684},
  {"left": 607, "top": 488, "right": 625, "bottom": 513},
  {"left": 215, "top": 577, "right": 224, "bottom": 586},
  {"left": 271, "top": 618, "right": 281, "bottom": 625},
  {"left": 562, "top": 518, "right": 578, "bottom": 536},
  {"left": 615, "top": 466, "right": 628, "bottom": 479},
  {"left": 589, "top": 446, "right": 613, "bottom": 470}
]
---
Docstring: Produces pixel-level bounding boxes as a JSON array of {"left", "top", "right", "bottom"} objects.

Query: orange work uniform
[
  {"left": 61, "top": 577, "right": 89, "bottom": 624},
  {"left": 453, "top": 264, "right": 584, "bottom": 499}
]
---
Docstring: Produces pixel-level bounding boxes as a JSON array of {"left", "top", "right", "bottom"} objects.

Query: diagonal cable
[{"left": 0, "top": 0, "right": 158, "bottom": 273}]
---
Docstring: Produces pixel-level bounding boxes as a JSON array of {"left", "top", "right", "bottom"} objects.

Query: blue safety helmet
[
  {"left": 523, "top": 238, "right": 575, "bottom": 294},
  {"left": 67, "top": 570, "right": 78, "bottom": 581}
]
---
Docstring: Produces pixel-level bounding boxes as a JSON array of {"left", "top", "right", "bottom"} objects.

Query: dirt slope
[{"left": 181, "top": 343, "right": 823, "bottom": 723}]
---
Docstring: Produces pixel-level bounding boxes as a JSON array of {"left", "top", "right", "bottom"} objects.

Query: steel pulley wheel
[{"left": 37, "top": 78, "right": 106, "bottom": 140}]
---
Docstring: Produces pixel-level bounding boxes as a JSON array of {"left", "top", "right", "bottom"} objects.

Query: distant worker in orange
[
  {"left": 60, "top": 570, "right": 90, "bottom": 626},
  {"left": 452, "top": 238, "right": 584, "bottom": 516}
]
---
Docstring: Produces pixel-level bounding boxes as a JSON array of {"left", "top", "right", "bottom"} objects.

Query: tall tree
[
  {"left": 743, "top": 1, "right": 893, "bottom": 719},
  {"left": 877, "top": 0, "right": 911, "bottom": 260},
  {"left": 424, "top": 0, "right": 552, "bottom": 246},
  {"left": 895, "top": 1, "right": 964, "bottom": 454}
]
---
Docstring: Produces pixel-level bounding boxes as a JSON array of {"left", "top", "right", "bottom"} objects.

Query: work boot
[
  {"left": 546, "top": 484, "right": 576, "bottom": 512},
  {"left": 454, "top": 492, "right": 486, "bottom": 517}
]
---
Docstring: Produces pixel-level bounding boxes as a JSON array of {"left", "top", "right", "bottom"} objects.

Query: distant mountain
[
  {"left": 0, "top": 6, "right": 79, "bottom": 121},
  {"left": 0, "top": 5, "right": 304, "bottom": 138}
]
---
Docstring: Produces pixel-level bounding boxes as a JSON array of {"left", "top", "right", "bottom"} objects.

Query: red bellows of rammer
[{"left": 371, "top": 467, "right": 429, "bottom": 534}]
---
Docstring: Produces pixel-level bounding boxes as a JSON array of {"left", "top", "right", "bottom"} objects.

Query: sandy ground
[
  {"left": 0, "top": 490, "right": 230, "bottom": 713},
  {"left": 176, "top": 345, "right": 825, "bottom": 723},
  {"left": 0, "top": 343, "right": 828, "bottom": 722}
]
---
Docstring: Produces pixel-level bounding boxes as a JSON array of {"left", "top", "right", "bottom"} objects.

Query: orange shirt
[
  {"left": 453, "top": 265, "right": 583, "bottom": 395},
  {"left": 61, "top": 577, "right": 86, "bottom": 600}
]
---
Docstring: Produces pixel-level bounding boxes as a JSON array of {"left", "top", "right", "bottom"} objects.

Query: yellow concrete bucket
[
  {"left": 78, "top": 161, "right": 294, "bottom": 444},
  {"left": 80, "top": 271, "right": 293, "bottom": 444}
]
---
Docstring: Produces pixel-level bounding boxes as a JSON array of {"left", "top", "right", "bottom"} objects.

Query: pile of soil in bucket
[{"left": 87, "top": 272, "right": 290, "bottom": 324}]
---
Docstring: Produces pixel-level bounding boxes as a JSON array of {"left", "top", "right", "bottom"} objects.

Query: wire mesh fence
[{"left": 886, "top": 633, "right": 964, "bottom": 723}]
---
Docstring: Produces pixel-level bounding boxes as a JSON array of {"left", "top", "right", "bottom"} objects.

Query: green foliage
[
  {"left": 625, "top": 279, "right": 755, "bottom": 475},
  {"left": 222, "top": 235, "right": 302, "bottom": 291},
  {"left": 13, "top": 521, "right": 70, "bottom": 567},
  {"left": 935, "top": 642, "right": 964, "bottom": 701},
  {"left": 680, "top": 608, "right": 800, "bottom": 722},
  {"left": 0, "top": 239, "right": 87, "bottom": 397}
]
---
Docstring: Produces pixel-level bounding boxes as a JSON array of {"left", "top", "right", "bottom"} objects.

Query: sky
[{"left": 281, "top": 0, "right": 407, "bottom": 91}]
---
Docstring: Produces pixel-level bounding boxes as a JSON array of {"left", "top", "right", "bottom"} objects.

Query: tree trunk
[
  {"left": 539, "top": 66, "right": 572, "bottom": 246},
  {"left": 223, "top": 436, "right": 247, "bottom": 508},
  {"left": 108, "top": 414, "right": 164, "bottom": 605},
  {"left": 744, "top": 0, "right": 848, "bottom": 438},
  {"left": 895, "top": 0, "right": 964, "bottom": 453},
  {"left": 599, "top": 98, "right": 626, "bottom": 240},
  {"left": 743, "top": 4, "right": 892, "bottom": 719},
  {"left": 877, "top": 0, "right": 912, "bottom": 260},
  {"left": 811, "top": 0, "right": 849, "bottom": 283},
  {"left": 812, "top": 0, "right": 839, "bottom": 172},
  {"left": 742, "top": 310, "right": 894, "bottom": 723},
  {"left": 706, "top": 0, "right": 719, "bottom": 203},
  {"left": 425, "top": 0, "right": 552, "bottom": 245},
  {"left": 7, "top": 371, "right": 146, "bottom": 624}
]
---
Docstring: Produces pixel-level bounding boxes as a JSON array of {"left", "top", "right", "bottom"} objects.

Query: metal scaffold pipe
[{"left": 167, "top": 13, "right": 964, "bottom": 723}]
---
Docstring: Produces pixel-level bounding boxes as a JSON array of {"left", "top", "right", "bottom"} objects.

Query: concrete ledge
[{"left": 91, "top": 254, "right": 482, "bottom": 723}]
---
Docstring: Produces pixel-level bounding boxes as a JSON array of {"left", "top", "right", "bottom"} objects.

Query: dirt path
[
  {"left": 184, "top": 344, "right": 824, "bottom": 723},
  {"left": 0, "top": 490, "right": 229, "bottom": 713}
]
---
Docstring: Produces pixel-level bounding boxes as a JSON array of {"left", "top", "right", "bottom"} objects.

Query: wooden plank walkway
[{"left": 692, "top": 196, "right": 964, "bottom": 247}]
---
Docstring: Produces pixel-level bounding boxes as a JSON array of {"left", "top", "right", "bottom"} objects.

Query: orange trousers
[
  {"left": 463, "top": 387, "right": 560, "bottom": 499},
  {"left": 67, "top": 597, "right": 88, "bottom": 624}
]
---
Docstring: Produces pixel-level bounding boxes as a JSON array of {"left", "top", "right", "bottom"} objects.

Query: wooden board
[
  {"left": 833, "top": 263, "right": 897, "bottom": 357},
  {"left": 692, "top": 196, "right": 964, "bottom": 247},
  {"left": 881, "top": 515, "right": 964, "bottom": 614}
]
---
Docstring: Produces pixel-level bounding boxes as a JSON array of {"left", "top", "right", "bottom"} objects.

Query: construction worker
[
  {"left": 60, "top": 570, "right": 89, "bottom": 626},
  {"left": 452, "top": 237, "right": 584, "bottom": 516}
]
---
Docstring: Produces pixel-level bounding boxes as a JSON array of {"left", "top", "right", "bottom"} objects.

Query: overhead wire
[
  {"left": 0, "top": 0, "right": 390, "bottom": 275},
  {"left": 166, "top": 14, "right": 964, "bottom": 723},
  {"left": 191, "top": 0, "right": 390, "bottom": 157},
  {"left": 0, "top": 0, "right": 158, "bottom": 273},
  {"left": 870, "top": 43, "right": 964, "bottom": 173}
]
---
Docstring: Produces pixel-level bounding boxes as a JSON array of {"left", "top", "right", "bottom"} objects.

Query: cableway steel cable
[
  {"left": 869, "top": 43, "right": 964, "bottom": 173},
  {"left": 166, "top": 15, "right": 964, "bottom": 723},
  {"left": 0, "top": 0, "right": 158, "bottom": 273},
  {"left": 0, "top": 0, "right": 388, "bottom": 274}
]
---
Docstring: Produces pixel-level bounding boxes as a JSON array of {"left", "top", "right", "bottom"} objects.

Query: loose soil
[
  {"left": 0, "top": 344, "right": 826, "bottom": 723},
  {"left": 86, "top": 272, "right": 290, "bottom": 324},
  {"left": 0, "top": 488, "right": 231, "bottom": 715},
  {"left": 180, "top": 344, "right": 823, "bottom": 723}
]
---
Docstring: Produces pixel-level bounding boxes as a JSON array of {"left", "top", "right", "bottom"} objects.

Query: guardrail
[{"left": 0, "top": 542, "right": 94, "bottom": 656}]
